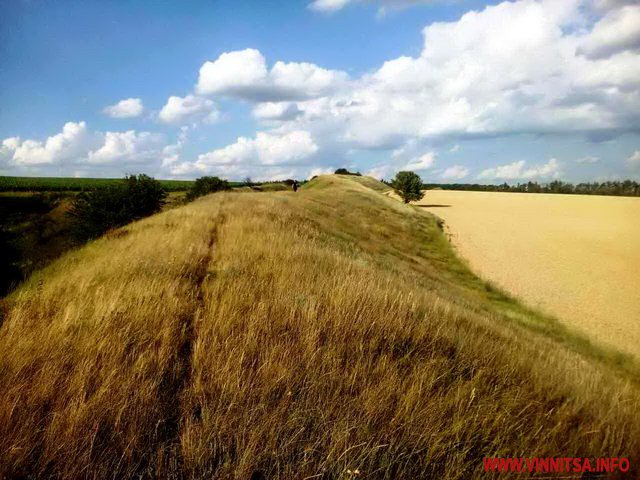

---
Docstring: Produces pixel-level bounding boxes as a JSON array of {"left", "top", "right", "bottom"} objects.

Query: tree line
[{"left": 423, "top": 180, "right": 640, "bottom": 197}]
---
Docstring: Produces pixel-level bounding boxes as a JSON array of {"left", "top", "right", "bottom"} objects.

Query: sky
[{"left": 1, "top": 0, "right": 639, "bottom": 183}]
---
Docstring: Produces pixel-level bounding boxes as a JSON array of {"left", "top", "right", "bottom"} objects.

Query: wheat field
[
  {"left": 0, "top": 175, "right": 638, "bottom": 478},
  {"left": 417, "top": 190, "right": 640, "bottom": 358}
]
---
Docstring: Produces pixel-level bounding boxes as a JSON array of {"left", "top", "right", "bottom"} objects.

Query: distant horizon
[{"left": 2, "top": 172, "right": 640, "bottom": 189}]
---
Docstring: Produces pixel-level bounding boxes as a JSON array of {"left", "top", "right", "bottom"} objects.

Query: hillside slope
[{"left": 0, "top": 175, "right": 638, "bottom": 479}]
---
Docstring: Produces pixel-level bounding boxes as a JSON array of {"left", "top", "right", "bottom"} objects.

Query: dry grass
[
  {"left": 0, "top": 175, "right": 639, "bottom": 479},
  {"left": 416, "top": 190, "right": 640, "bottom": 358}
]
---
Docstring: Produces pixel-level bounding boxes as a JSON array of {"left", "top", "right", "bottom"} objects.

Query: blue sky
[{"left": 1, "top": 0, "right": 639, "bottom": 182}]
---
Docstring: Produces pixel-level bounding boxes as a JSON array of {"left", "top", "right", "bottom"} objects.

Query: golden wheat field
[{"left": 417, "top": 190, "right": 640, "bottom": 358}]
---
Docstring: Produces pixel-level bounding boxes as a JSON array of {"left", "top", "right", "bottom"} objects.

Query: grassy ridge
[
  {"left": 0, "top": 175, "right": 196, "bottom": 192},
  {"left": 0, "top": 175, "right": 638, "bottom": 478}
]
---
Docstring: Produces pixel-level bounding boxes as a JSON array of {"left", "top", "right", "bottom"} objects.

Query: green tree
[
  {"left": 186, "top": 176, "right": 230, "bottom": 201},
  {"left": 392, "top": 171, "right": 425, "bottom": 204},
  {"left": 69, "top": 174, "right": 166, "bottom": 241},
  {"left": 334, "top": 168, "right": 361, "bottom": 176}
]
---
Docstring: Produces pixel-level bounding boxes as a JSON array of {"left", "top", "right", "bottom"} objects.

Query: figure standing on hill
[{"left": 292, "top": 181, "right": 298, "bottom": 192}]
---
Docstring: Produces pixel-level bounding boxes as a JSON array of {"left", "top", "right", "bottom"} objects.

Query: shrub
[
  {"left": 68, "top": 174, "right": 166, "bottom": 241},
  {"left": 186, "top": 176, "right": 230, "bottom": 201},
  {"left": 392, "top": 171, "right": 425, "bottom": 204},
  {"left": 334, "top": 168, "right": 362, "bottom": 176}
]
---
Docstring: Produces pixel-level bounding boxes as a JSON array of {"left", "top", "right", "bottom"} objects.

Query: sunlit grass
[{"left": 0, "top": 175, "right": 638, "bottom": 478}]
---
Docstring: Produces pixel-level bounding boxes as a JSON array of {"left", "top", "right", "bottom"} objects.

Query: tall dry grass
[{"left": 0, "top": 174, "right": 638, "bottom": 479}]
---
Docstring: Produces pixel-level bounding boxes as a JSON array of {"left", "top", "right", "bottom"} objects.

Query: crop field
[
  {"left": 0, "top": 176, "right": 196, "bottom": 192},
  {"left": 418, "top": 190, "right": 640, "bottom": 358}
]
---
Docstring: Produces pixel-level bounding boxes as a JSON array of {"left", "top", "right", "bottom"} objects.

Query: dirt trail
[{"left": 416, "top": 190, "right": 640, "bottom": 358}]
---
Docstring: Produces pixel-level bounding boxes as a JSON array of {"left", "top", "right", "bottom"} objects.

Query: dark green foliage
[
  {"left": 0, "top": 193, "right": 73, "bottom": 297},
  {"left": 392, "top": 171, "right": 425, "bottom": 204},
  {"left": 334, "top": 168, "right": 362, "bottom": 176},
  {"left": 186, "top": 176, "right": 230, "bottom": 201},
  {"left": 68, "top": 174, "right": 166, "bottom": 241},
  {"left": 424, "top": 180, "right": 640, "bottom": 197},
  {"left": 0, "top": 228, "right": 22, "bottom": 296}
]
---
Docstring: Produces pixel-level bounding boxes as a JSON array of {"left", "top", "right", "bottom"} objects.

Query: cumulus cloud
[
  {"left": 102, "top": 98, "right": 144, "bottom": 118},
  {"left": 171, "top": 130, "right": 318, "bottom": 177},
  {"left": 159, "top": 95, "right": 219, "bottom": 125},
  {"left": 309, "top": 0, "right": 352, "bottom": 12},
  {"left": 268, "top": 0, "right": 640, "bottom": 156},
  {"left": 441, "top": 165, "right": 469, "bottom": 180},
  {"left": 1, "top": 121, "right": 166, "bottom": 172},
  {"left": 308, "top": 0, "right": 440, "bottom": 14},
  {"left": 477, "top": 158, "right": 562, "bottom": 180},
  {"left": 88, "top": 131, "right": 165, "bottom": 164},
  {"left": 404, "top": 152, "right": 435, "bottom": 170},
  {"left": 577, "top": 5, "right": 640, "bottom": 59},
  {"left": 253, "top": 102, "right": 302, "bottom": 121},
  {"left": 6, "top": 122, "right": 101, "bottom": 165},
  {"left": 365, "top": 164, "right": 394, "bottom": 180},
  {"left": 196, "top": 48, "right": 349, "bottom": 101},
  {"left": 161, "top": 127, "right": 189, "bottom": 167},
  {"left": 627, "top": 150, "right": 640, "bottom": 168}
]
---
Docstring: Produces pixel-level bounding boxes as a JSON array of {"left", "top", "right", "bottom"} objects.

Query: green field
[{"left": 0, "top": 176, "right": 196, "bottom": 192}]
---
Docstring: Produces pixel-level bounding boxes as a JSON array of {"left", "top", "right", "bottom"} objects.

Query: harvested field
[{"left": 418, "top": 190, "right": 640, "bottom": 358}]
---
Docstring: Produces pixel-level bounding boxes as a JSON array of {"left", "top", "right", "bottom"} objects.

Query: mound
[{"left": 0, "top": 175, "right": 638, "bottom": 479}]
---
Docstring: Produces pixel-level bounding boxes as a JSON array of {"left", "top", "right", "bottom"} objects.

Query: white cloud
[
  {"left": 577, "top": 5, "right": 640, "bottom": 59},
  {"left": 159, "top": 95, "right": 219, "bottom": 125},
  {"left": 308, "top": 0, "right": 440, "bottom": 14},
  {"left": 309, "top": 0, "right": 352, "bottom": 12},
  {"left": 441, "top": 165, "right": 469, "bottom": 180},
  {"left": 449, "top": 144, "right": 460, "bottom": 153},
  {"left": 404, "top": 152, "right": 435, "bottom": 170},
  {"left": 366, "top": 164, "right": 394, "bottom": 180},
  {"left": 1, "top": 122, "right": 166, "bottom": 171},
  {"left": 7, "top": 122, "right": 101, "bottom": 165},
  {"left": 627, "top": 150, "right": 640, "bottom": 168},
  {"left": 102, "top": 98, "right": 144, "bottom": 118},
  {"left": 478, "top": 158, "right": 562, "bottom": 180},
  {"left": 161, "top": 127, "right": 189, "bottom": 167},
  {"left": 196, "top": 48, "right": 348, "bottom": 101},
  {"left": 253, "top": 102, "right": 302, "bottom": 121},
  {"left": 88, "top": 130, "right": 165, "bottom": 164},
  {"left": 172, "top": 130, "right": 318, "bottom": 177},
  {"left": 576, "top": 155, "right": 600, "bottom": 164},
  {"left": 272, "top": 0, "right": 640, "bottom": 155}
]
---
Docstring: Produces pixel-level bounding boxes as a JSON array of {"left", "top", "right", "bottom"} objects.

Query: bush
[
  {"left": 186, "top": 176, "right": 230, "bottom": 201},
  {"left": 334, "top": 168, "right": 361, "bottom": 176},
  {"left": 69, "top": 174, "right": 166, "bottom": 241},
  {"left": 392, "top": 171, "right": 425, "bottom": 204}
]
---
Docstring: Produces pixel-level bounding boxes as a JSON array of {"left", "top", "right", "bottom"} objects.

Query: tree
[
  {"left": 69, "top": 174, "right": 166, "bottom": 241},
  {"left": 334, "top": 168, "right": 362, "bottom": 176},
  {"left": 186, "top": 176, "right": 230, "bottom": 201},
  {"left": 392, "top": 171, "right": 425, "bottom": 204}
]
